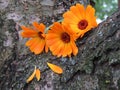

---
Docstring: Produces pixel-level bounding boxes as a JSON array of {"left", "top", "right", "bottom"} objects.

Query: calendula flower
[
  {"left": 63, "top": 3, "right": 97, "bottom": 38},
  {"left": 47, "top": 62, "right": 63, "bottom": 74},
  {"left": 46, "top": 22, "right": 78, "bottom": 57},
  {"left": 26, "top": 66, "right": 41, "bottom": 83},
  {"left": 21, "top": 22, "right": 48, "bottom": 54}
]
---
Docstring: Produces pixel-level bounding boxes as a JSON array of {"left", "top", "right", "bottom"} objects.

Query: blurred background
[{"left": 93, "top": 0, "right": 118, "bottom": 23}]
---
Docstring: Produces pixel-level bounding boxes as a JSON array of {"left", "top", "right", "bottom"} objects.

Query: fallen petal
[
  {"left": 36, "top": 69, "right": 41, "bottom": 81},
  {"left": 47, "top": 62, "right": 63, "bottom": 74},
  {"left": 26, "top": 66, "right": 36, "bottom": 83}
]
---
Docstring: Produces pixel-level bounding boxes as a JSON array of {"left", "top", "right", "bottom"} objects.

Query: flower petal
[
  {"left": 47, "top": 38, "right": 60, "bottom": 46},
  {"left": 21, "top": 26, "right": 38, "bottom": 38},
  {"left": 85, "top": 5, "right": 95, "bottom": 18},
  {"left": 21, "top": 26, "right": 34, "bottom": 31},
  {"left": 28, "top": 38, "right": 40, "bottom": 53},
  {"left": 70, "top": 41, "right": 78, "bottom": 56},
  {"left": 50, "top": 22, "right": 63, "bottom": 33},
  {"left": 32, "top": 22, "right": 45, "bottom": 33},
  {"left": 47, "top": 62, "right": 63, "bottom": 74},
  {"left": 52, "top": 42, "right": 64, "bottom": 56},
  {"left": 57, "top": 44, "right": 65, "bottom": 57},
  {"left": 76, "top": 3, "right": 85, "bottom": 18},
  {"left": 26, "top": 66, "right": 36, "bottom": 83},
  {"left": 33, "top": 39, "right": 45, "bottom": 54},
  {"left": 70, "top": 5, "right": 82, "bottom": 19},
  {"left": 45, "top": 44, "right": 49, "bottom": 53},
  {"left": 21, "top": 31, "right": 38, "bottom": 38},
  {"left": 25, "top": 38, "right": 35, "bottom": 47},
  {"left": 63, "top": 11, "right": 79, "bottom": 23},
  {"left": 62, "top": 3, "right": 97, "bottom": 38},
  {"left": 35, "top": 69, "right": 41, "bottom": 81},
  {"left": 46, "top": 22, "right": 78, "bottom": 57},
  {"left": 62, "top": 44, "right": 69, "bottom": 57},
  {"left": 49, "top": 39, "right": 62, "bottom": 52}
]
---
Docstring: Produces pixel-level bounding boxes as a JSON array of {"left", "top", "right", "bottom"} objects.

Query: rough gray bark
[
  {"left": 0, "top": 0, "right": 120, "bottom": 90},
  {"left": 119, "top": 0, "right": 120, "bottom": 8}
]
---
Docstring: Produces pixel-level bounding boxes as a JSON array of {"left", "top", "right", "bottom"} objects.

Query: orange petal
[
  {"left": 63, "top": 44, "right": 72, "bottom": 57},
  {"left": 21, "top": 31, "right": 38, "bottom": 38},
  {"left": 64, "top": 44, "right": 72, "bottom": 57},
  {"left": 32, "top": 22, "right": 45, "bottom": 33},
  {"left": 39, "top": 23, "right": 46, "bottom": 33},
  {"left": 86, "top": 5, "right": 95, "bottom": 18},
  {"left": 76, "top": 3, "right": 85, "bottom": 18},
  {"left": 46, "top": 38, "right": 60, "bottom": 46},
  {"left": 70, "top": 24, "right": 81, "bottom": 33},
  {"left": 21, "top": 26, "right": 33, "bottom": 31},
  {"left": 25, "top": 38, "right": 35, "bottom": 47},
  {"left": 50, "top": 22, "right": 63, "bottom": 33},
  {"left": 63, "top": 11, "right": 79, "bottom": 24},
  {"left": 45, "top": 44, "right": 49, "bottom": 53},
  {"left": 70, "top": 5, "right": 82, "bottom": 19},
  {"left": 71, "top": 41, "right": 78, "bottom": 56},
  {"left": 46, "top": 33, "right": 59, "bottom": 39},
  {"left": 49, "top": 40, "right": 62, "bottom": 52},
  {"left": 28, "top": 38, "right": 40, "bottom": 52},
  {"left": 63, "top": 24, "right": 77, "bottom": 36},
  {"left": 62, "top": 44, "right": 68, "bottom": 57},
  {"left": 33, "top": 39, "right": 45, "bottom": 54},
  {"left": 47, "top": 62, "right": 63, "bottom": 74},
  {"left": 57, "top": 44, "right": 65, "bottom": 57},
  {"left": 26, "top": 66, "right": 36, "bottom": 83},
  {"left": 52, "top": 42, "right": 64, "bottom": 56},
  {"left": 35, "top": 69, "right": 41, "bottom": 81}
]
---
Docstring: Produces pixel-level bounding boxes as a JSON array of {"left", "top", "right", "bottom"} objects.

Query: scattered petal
[
  {"left": 26, "top": 66, "right": 36, "bottom": 83},
  {"left": 47, "top": 62, "right": 63, "bottom": 74},
  {"left": 35, "top": 69, "right": 41, "bottom": 81}
]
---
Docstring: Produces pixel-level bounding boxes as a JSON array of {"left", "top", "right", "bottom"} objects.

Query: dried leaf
[
  {"left": 26, "top": 66, "right": 36, "bottom": 83},
  {"left": 47, "top": 62, "right": 63, "bottom": 74},
  {"left": 35, "top": 69, "right": 41, "bottom": 81}
]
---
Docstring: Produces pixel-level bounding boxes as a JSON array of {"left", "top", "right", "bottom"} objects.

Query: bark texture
[{"left": 0, "top": 0, "right": 120, "bottom": 90}]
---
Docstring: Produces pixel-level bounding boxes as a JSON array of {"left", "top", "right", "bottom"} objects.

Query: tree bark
[
  {"left": 0, "top": 0, "right": 120, "bottom": 90},
  {"left": 118, "top": 0, "right": 120, "bottom": 8}
]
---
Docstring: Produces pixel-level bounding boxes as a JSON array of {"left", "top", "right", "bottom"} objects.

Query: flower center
[
  {"left": 61, "top": 32, "right": 70, "bottom": 43},
  {"left": 38, "top": 32, "right": 44, "bottom": 39},
  {"left": 78, "top": 20, "right": 88, "bottom": 30}
]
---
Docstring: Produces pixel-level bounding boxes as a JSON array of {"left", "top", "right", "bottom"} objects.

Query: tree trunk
[
  {"left": 0, "top": 0, "right": 120, "bottom": 90},
  {"left": 118, "top": 0, "right": 120, "bottom": 8}
]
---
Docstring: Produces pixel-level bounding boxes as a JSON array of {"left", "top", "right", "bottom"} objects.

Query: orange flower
[
  {"left": 63, "top": 3, "right": 97, "bottom": 38},
  {"left": 46, "top": 22, "right": 78, "bottom": 57},
  {"left": 21, "top": 22, "right": 48, "bottom": 54},
  {"left": 47, "top": 62, "right": 63, "bottom": 74},
  {"left": 26, "top": 66, "right": 41, "bottom": 83}
]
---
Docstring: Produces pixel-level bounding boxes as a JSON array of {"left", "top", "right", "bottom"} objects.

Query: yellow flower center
[
  {"left": 38, "top": 32, "right": 44, "bottom": 39},
  {"left": 78, "top": 20, "right": 88, "bottom": 30},
  {"left": 61, "top": 32, "right": 70, "bottom": 43}
]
